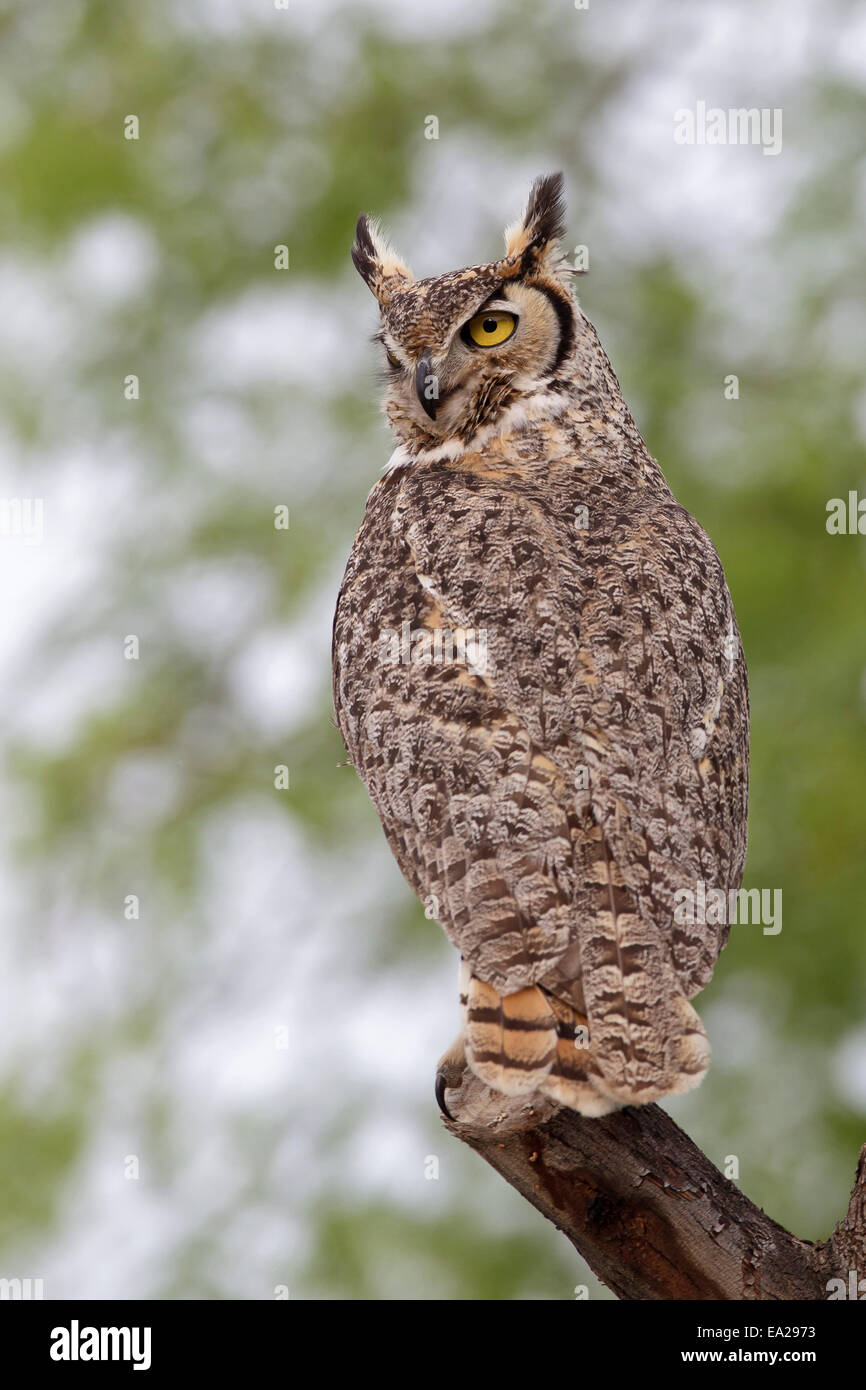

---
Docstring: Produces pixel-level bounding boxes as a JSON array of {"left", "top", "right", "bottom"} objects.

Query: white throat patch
[{"left": 383, "top": 388, "right": 568, "bottom": 472}]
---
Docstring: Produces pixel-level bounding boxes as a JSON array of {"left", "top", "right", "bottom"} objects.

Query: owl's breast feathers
[{"left": 332, "top": 442, "right": 749, "bottom": 1108}]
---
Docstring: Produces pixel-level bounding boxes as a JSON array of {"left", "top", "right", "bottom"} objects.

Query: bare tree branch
[{"left": 438, "top": 1057, "right": 866, "bottom": 1301}]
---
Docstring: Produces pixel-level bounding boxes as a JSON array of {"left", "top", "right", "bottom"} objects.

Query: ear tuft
[
  {"left": 351, "top": 215, "right": 414, "bottom": 307},
  {"left": 350, "top": 214, "right": 378, "bottom": 283},
  {"left": 501, "top": 172, "right": 567, "bottom": 279}
]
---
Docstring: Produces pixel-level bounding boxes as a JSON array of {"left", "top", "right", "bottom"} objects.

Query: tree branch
[{"left": 438, "top": 1057, "right": 866, "bottom": 1300}]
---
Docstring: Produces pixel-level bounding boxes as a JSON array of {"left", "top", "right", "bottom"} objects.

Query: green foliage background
[{"left": 0, "top": 0, "right": 864, "bottom": 1299}]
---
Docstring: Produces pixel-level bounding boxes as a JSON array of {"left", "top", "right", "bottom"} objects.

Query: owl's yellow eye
[
  {"left": 463, "top": 310, "right": 517, "bottom": 348},
  {"left": 386, "top": 348, "right": 401, "bottom": 370}
]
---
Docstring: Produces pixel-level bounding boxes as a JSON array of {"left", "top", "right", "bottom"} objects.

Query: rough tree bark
[{"left": 437, "top": 1055, "right": 866, "bottom": 1301}]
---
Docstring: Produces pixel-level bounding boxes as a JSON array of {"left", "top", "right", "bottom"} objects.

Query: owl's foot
[
  {"left": 435, "top": 1035, "right": 467, "bottom": 1118},
  {"left": 463, "top": 977, "right": 558, "bottom": 1096},
  {"left": 435, "top": 1032, "right": 560, "bottom": 1132}
]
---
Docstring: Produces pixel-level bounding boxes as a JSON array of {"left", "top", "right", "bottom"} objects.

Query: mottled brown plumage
[{"left": 333, "top": 174, "right": 749, "bottom": 1115}]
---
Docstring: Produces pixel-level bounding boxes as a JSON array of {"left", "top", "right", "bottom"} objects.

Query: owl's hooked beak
[{"left": 415, "top": 350, "right": 437, "bottom": 420}]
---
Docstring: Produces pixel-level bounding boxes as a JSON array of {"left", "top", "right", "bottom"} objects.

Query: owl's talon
[{"left": 435, "top": 1069, "right": 452, "bottom": 1119}]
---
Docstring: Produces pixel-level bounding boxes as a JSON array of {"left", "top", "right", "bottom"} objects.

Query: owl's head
[{"left": 352, "top": 173, "right": 580, "bottom": 456}]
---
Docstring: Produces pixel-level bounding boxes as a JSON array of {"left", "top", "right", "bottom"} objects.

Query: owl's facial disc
[
  {"left": 382, "top": 296, "right": 523, "bottom": 424},
  {"left": 411, "top": 305, "right": 518, "bottom": 421},
  {"left": 379, "top": 280, "right": 573, "bottom": 446}
]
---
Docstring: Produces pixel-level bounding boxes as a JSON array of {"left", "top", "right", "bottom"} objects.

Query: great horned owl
[{"left": 332, "top": 174, "right": 749, "bottom": 1117}]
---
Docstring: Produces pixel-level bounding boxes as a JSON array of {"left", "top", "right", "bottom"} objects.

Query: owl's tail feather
[
  {"left": 589, "top": 990, "right": 711, "bottom": 1107},
  {"left": 537, "top": 993, "right": 623, "bottom": 1117},
  {"left": 463, "top": 976, "right": 557, "bottom": 1096},
  {"left": 574, "top": 825, "right": 712, "bottom": 1106}
]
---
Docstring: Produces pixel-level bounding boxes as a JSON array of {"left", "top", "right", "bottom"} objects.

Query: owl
[{"left": 332, "top": 173, "right": 749, "bottom": 1117}]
